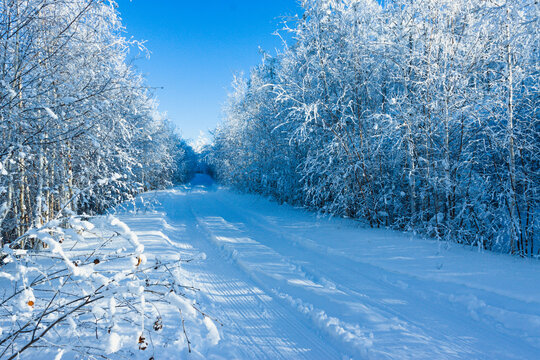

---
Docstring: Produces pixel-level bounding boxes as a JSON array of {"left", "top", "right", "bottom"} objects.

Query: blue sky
[{"left": 115, "top": 0, "right": 303, "bottom": 141}]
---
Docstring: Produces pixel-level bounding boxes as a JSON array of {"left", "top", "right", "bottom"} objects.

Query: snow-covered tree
[
  {"left": 211, "top": 0, "right": 539, "bottom": 255},
  {"left": 0, "top": 0, "right": 194, "bottom": 246}
]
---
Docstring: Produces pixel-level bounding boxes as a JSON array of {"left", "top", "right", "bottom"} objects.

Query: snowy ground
[{"left": 111, "top": 174, "right": 540, "bottom": 360}]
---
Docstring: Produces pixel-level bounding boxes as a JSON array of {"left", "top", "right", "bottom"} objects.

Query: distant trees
[
  {"left": 211, "top": 0, "right": 539, "bottom": 256},
  {"left": 0, "top": 0, "right": 192, "bottom": 246}
]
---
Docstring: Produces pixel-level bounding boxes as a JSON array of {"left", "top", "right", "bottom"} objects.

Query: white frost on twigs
[{"left": 44, "top": 107, "right": 59, "bottom": 120}]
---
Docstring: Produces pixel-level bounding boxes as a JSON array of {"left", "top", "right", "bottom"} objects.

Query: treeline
[
  {"left": 0, "top": 0, "right": 193, "bottom": 245},
  {"left": 211, "top": 0, "right": 539, "bottom": 256}
]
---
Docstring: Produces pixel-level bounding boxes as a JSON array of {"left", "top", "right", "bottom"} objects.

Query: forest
[
  {"left": 0, "top": 1, "right": 199, "bottom": 358},
  {"left": 211, "top": 0, "right": 539, "bottom": 256},
  {"left": 0, "top": 0, "right": 196, "bottom": 247}
]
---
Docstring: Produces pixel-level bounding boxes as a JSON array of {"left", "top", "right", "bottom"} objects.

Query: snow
[
  {"left": 0, "top": 213, "right": 213, "bottom": 358},
  {"left": 108, "top": 174, "right": 540, "bottom": 359},
  {"left": 44, "top": 107, "right": 58, "bottom": 120},
  {"left": 0, "top": 271, "right": 16, "bottom": 281},
  {"left": 167, "top": 291, "right": 197, "bottom": 318},
  {"left": 203, "top": 316, "right": 221, "bottom": 346},
  {"left": 106, "top": 332, "right": 123, "bottom": 354},
  {"left": 1, "top": 80, "right": 17, "bottom": 99},
  {"left": 2, "top": 175, "right": 539, "bottom": 359},
  {"left": 54, "top": 349, "right": 65, "bottom": 360}
]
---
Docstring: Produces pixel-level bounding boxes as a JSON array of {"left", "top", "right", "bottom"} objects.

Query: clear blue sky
[{"left": 115, "top": 0, "right": 303, "bottom": 141}]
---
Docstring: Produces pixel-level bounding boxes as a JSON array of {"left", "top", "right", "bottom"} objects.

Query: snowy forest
[
  {"left": 211, "top": 0, "right": 539, "bottom": 257},
  {"left": 0, "top": 0, "right": 195, "bottom": 246},
  {"left": 0, "top": 1, "right": 201, "bottom": 358},
  {"left": 0, "top": 0, "right": 539, "bottom": 359}
]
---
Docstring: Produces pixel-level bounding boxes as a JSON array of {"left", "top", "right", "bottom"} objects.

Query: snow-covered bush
[{"left": 0, "top": 214, "right": 216, "bottom": 359}]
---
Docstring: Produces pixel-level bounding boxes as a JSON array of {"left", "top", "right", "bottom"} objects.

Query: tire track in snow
[
  {"left": 196, "top": 190, "right": 538, "bottom": 360},
  {"left": 221, "top": 194, "right": 540, "bottom": 355},
  {"left": 188, "top": 196, "right": 372, "bottom": 359},
  {"left": 158, "top": 190, "right": 342, "bottom": 359},
  {"left": 129, "top": 186, "right": 540, "bottom": 359},
  {"left": 192, "top": 269, "right": 322, "bottom": 360}
]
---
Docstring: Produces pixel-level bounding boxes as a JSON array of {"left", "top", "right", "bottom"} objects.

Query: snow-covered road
[{"left": 116, "top": 176, "right": 540, "bottom": 359}]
